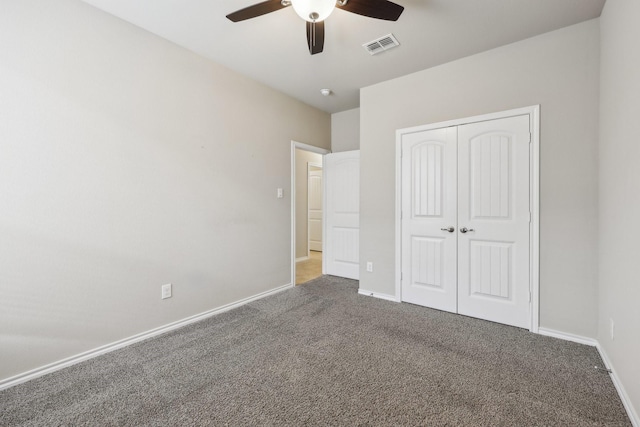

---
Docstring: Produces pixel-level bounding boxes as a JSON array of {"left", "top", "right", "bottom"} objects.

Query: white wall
[
  {"left": 360, "top": 20, "right": 600, "bottom": 337},
  {"left": 331, "top": 108, "right": 360, "bottom": 152},
  {"left": 295, "top": 149, "right": 323, "bottom": 259},
  {"left": 0, "top": 0, "right": 330, "bottom": 382},
  {"left": 598, "top": 0, "right": 640, "bottom": 418}
]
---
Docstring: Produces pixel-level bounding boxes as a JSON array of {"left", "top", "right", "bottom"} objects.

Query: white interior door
[
  {"left": 308, "top": 166, "right": 323, "bottom": 252},
  {"left": 325, "top": 151, "right": 360, "bottom": 280},
  {"left": 401, "top": 127, "right": 458, "bottom": 312},
  {"left": 457, "top": 115, "right": 531, "bottom": 328},
  {"left": 400, "top": 114, "right": 531, "bottom": 329}
]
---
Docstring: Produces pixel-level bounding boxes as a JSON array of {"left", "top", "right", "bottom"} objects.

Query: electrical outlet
[
  {"left": 162, "top": 283, "right": 172, "bottom": 300},
  {"left": 610, "top": 318, "right": 615, "bottom": 340},
  {"left": 366, "top": 262, "right": 373, "bottom": 272}
]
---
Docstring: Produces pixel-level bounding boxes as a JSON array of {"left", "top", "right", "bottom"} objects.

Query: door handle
[
  {"left": 440, "top": 226, "right": 455, "bottom": 233},
  {"left": 460, "top": 227, "right": 475, "bottom": 233}
]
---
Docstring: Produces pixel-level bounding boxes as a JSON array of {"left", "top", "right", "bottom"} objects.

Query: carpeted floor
[{"left": 0, "top": 276, "right": 631, "bottom": 426}]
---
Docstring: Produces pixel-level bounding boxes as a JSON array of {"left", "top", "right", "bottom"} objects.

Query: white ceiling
[{"left": 80, "top": 0, "right": 605, "bottom": 114}]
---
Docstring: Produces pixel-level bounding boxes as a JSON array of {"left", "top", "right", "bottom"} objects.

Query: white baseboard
[
  {"left": 0, "top": 282, "right": 293, "bottom": 391},
  {"left": 595, "top": 343, "right": 640, "bottom": 427},
  {"left": 296, "top": 256, "right": 309, "bottom": 262},
  {"left": 537, "top": 327, "right": 638, "bottom": 427},
  {"left": 358, "top": 288, "right": 399, "bottom": 302},
  {"left": 537, "top": 327, "right": 598, "bottom": 347}
]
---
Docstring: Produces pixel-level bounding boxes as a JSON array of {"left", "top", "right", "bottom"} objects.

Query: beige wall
[
  {"left": 360, "top": 20, "right": 600, "bottom": 337},
  {"left": 331, "top": 108, "right": 360, "bottom": 152},
  {"left": 0, "top": 0, "right": 330, "bottom": 382},
  {"left": 599, "top": 0, "right": 640, "bottom": 417},
  {"left": 295, "top": 149, "right": 323, "bottom": 259}
]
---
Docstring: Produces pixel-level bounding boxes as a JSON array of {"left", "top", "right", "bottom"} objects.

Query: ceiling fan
[{"left": 226, "top": 0, "right": 404, "bottom": 55}]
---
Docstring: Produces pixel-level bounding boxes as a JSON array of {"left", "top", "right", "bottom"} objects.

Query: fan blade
[
  {"left": 338, "top": 0, "right": 404, "bottom": 21},
  {"left": 306, "top": 21, "right": 325, "bottom": 55},
  {"left": 226, "top": 0, "right": 289, "bottom": 22}
]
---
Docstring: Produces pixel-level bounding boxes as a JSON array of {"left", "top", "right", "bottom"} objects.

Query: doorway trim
[
  {"left": 394, "top": 105, "right": 540, "bottom": 332},
  {"left": 291, "top": 141, "right": 330, "bottom": 287}
]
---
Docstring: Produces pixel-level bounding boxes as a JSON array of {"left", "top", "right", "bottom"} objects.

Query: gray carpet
[{"left": 0, "top": 276, "right": 631, "bottom": 426}]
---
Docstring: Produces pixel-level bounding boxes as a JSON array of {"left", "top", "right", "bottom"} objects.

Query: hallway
[{"left": 295, "top": 251, "right": 322, "bottom": 285}]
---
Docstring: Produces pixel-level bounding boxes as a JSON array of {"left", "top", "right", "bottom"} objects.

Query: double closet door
[{"left": 400, "top": 115, "right": 531, "bottom": 329}]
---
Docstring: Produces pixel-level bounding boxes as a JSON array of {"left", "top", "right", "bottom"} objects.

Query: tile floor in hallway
[{"left": 295, "top": 250, "right": 322, "bottom": 285}]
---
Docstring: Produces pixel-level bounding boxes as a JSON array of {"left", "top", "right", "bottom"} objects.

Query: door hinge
[
  {"left": 529, "top": 212, "right": 532, "bottom": 223},
  {"left": 528, "top": 132, "right": 532, "bottom": 143},
  {"left": 528, "top": 291, "right": 532, "bottom": 303}
]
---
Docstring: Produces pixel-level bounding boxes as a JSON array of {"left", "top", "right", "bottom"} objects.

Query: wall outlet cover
[
  {"left": 162, "top": 283, "right": 172, "bottom": 300},
  {"left": 610, "top": 318, "right": 615, "bottom": 340}
]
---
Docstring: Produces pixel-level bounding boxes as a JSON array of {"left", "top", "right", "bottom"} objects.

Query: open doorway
[
  {"left": 297, "top": 162, "right": 323, "bottom": 284},
  {"left": 291, "top": 142, "right": 329, "bottom": 286}
]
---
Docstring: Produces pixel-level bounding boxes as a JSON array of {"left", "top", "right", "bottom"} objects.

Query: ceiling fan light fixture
[{"left": 291, "top": 0, "right": 336, "bottom": 22}]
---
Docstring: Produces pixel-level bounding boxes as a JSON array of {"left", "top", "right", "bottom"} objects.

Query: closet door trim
[{"left": 394, "top": 105, "right": 540, "bottom": 332}]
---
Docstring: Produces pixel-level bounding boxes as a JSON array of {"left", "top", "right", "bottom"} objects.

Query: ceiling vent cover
[{"left": 363, "top": 33, "right": 400, "bottom": 55}]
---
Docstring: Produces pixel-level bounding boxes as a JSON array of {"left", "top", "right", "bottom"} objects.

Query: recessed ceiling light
[{"left": 320, "top": 88, "right": 332, "bottom": 96}]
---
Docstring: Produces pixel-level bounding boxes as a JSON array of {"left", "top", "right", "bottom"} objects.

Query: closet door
[
  {"left": 401, "top": 127, "right": 458, "bottom": 312},
  {"left": 457, "top": 115, "right": 531, "bottom": 328}
]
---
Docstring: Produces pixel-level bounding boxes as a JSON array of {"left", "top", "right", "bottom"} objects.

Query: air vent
[{"left": 362, "top": 33, "right": 400, "bottom": 55}]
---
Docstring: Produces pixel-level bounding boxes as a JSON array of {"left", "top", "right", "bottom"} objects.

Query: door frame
[
  {"left": 307, "top": 162, "right": 323, "bottom": 256},
  {"left": 291, "top": 141, "right": 330, "bottom": 287},
  {"left": 394, "top": 106, "right": 540, "bottom": 332}
]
